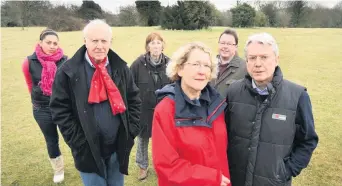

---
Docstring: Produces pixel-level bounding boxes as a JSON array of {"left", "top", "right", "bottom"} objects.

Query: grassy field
[{"left": 1, "top": 27, "right": 342, "bottom": 186}]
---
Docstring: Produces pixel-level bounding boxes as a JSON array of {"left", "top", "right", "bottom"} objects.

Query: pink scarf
[{"left": 35, "top": 44, "right": 64, "bottom": 96}]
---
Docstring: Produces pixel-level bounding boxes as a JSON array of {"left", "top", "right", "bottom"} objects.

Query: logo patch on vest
[{"left": 272, "top": 113, "right": 286, "bottom": 121}]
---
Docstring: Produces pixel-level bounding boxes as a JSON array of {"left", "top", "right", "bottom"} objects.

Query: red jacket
[
  {"left": 22, "top": 58, "right": 33, "bottom": 93},
  {"left": 152, "top": 83, "right": 230, "bottom": 186}
]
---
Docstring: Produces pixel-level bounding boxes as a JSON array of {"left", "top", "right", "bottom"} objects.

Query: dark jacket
[
  {"left": 130, "top": 53, "right": 170, "bottom": 138},
  {"left": 28, "top": 52, "right": 67, "bottom": 105},
  {"left": 225, "top": 67, "right": 318, "bottom": 186},
  {"left": 211, "top": 55, "right": 246, "bottom": 98},
  {"left": 152, "top": 81, "right": 230, "bottom": 185},
  {"left": 50, "top": 45, "right": 141, "bottom": 178}
]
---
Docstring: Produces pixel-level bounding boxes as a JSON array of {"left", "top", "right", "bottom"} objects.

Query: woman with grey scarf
[{"left": 130, "top": 32, "right": 171, "bottom": 181}]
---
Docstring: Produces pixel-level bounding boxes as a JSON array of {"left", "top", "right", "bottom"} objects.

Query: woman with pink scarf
[{"left": 22, "top": 29, "right": 67, "bottom": 183}]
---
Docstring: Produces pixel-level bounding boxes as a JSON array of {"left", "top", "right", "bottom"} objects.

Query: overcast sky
[{"left": 53, "top": 0, "right": 341, "bottom": 14}]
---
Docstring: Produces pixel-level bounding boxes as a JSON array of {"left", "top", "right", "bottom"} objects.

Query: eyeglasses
[
  {"left": 219, "top": 42, "right": 236, "bottom": 46},
  {"left": 184, "top": 62, "right": 212, "bottom": 71}
]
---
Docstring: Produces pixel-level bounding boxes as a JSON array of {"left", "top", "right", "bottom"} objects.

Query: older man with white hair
[
  {"left": 225, "top": 33, "right": 318, "bottom": 186},
  {"left": 50, "top": 19, "right": 141, "bottom": 185}
]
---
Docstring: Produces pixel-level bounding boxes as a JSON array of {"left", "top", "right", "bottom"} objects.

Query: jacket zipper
[{"left": 206, "top": 99, "right": 226, "bottom": 123}]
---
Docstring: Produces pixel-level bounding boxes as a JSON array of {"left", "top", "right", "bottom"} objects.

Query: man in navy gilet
[{"left": 225, "top": 33, "right": 318, "bottom": 186}]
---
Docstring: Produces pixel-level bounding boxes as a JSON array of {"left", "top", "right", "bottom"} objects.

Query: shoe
[
  {"left": 138, "top": 168, "right": 148, "bottom": 180},
  {"left": 49, "top": 155, "right": 65, "bottom": 183}
]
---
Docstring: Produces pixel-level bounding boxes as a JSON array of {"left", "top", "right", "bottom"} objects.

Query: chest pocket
[{"left": 260, "top": 107, "right": 296, "bottom": 145}]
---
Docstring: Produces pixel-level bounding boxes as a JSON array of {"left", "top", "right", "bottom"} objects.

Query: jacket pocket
[
  {"left": 69, "top": 137, "right": 87, "bottom": 151},
  {"left": 283, "top": 157, "right": 292, "bottom": 181},
  {"left": 72, "top": 140, "right": 98, "bottom": 173},
  {"left": 127, "top": 133, "right": 135, "bottom": 150},
  {"left": 277, "top": 159, "right": 288, "bottom": 183}
]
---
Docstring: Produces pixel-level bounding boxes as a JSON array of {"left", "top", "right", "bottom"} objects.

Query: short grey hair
[
  {"left": 244, "top": 33, "right": 279, "bottom": 58},
  {"left": 83, "top": 19, "right": 112, "bottom": 38}
]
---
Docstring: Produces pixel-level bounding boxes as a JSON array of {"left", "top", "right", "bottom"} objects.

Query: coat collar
[
  {"left": 138, "top": 52, "right": 169, "bottom": 69},
  {"left": 175, "top": 80, "right": 211, "bottom": 108},
  {"left": 155, "top": 80, "right": 226, "bottom": 127},
  {"left": 61, "top": 45, "right": 127, "bottom": 79},
  {"left": 245, "top": 66, "right": 283, "bottom": 95},
  {"left": 217, "top": 55, "right": 241, "bottom": 68}
]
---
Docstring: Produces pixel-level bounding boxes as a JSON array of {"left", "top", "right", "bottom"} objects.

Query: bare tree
[
  {"left": 15, "top": 1, "right": 33, "bottom": 30},
  {"left": 287, "top": 1, "right": 308, "bottom": 27},
  {"left": 236, "top": 0, "right": 241, "bottom": 6},
  {"left": 260, "top": 2, "right": 278, "bottom": 26},
  {"left": 13, "top": 1, "right": 52, "bottom": 30}
]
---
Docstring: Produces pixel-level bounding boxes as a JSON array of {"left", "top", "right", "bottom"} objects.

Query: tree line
[{"left": 1, "top": 0, "right": 342, "bottom": 31}]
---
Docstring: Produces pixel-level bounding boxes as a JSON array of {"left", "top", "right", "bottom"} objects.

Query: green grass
[{"left": 2, "top": 27, "right": 342, "bottom": 186}]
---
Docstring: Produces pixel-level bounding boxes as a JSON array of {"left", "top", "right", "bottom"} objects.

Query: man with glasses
[
  {"left": 225, "top": 33, "right": 318, "bottom": 186},
  {"left": 50, "top": 19, "right": 141, "bottom": 186},
  {"left": 211, "top": 29, "right": 247, "bottom": 98}
]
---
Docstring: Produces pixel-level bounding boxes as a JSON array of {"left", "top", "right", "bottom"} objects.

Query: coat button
[
  {"left": 84, "top": 110, "right": 87, "bottom": 113},
  {"left": 248, "top": 148, "right": 251, "bottom": 151},
  {"left": 252, "top": 121, "right": 255, "bottom": 124}
]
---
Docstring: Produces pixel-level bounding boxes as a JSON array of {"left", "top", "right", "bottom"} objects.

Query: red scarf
[{"left": 87, "top": 52, "right": 126, "bottom": 115}]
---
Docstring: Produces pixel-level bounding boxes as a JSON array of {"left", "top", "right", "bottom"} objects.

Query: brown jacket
[{"left": 211, "top": 55, "right": 247, "bottom": 98}]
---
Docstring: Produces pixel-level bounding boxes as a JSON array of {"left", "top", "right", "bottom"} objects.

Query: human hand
[{"left": 220, "top": 175, "right": 230, "bottom": 186}]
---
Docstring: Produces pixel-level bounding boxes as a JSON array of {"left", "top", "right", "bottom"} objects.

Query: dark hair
[
  {"left": 39, "top": 28, "right": 58, "bottom": 41},
  {"left": 218, "top": 29, "right": 238, "bottom": 45}
]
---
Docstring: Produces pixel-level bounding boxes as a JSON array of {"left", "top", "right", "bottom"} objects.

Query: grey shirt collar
[{"left": 252, "top": 79, "right": 269, "bottom": 95}]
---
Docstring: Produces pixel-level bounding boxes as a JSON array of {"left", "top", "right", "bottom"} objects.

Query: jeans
[
  {"left": 32, "top": 104, "right": 61, "bottom": 158},
  {"left": 80, "top": 152, "right": 124, "bottom": 186}
]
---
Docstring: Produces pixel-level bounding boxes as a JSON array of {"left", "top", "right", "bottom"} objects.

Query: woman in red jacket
[
  {"left": 152, "top": 42, "right": 231, "bottom": 186},
  {"left": 22, "top": 29, "right": 67, "bottom": 183}
]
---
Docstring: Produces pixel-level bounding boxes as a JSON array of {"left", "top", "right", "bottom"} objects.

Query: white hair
[
  {"left": 83, "top": 19, "right": 112, "bottom": 38},
  {"left": 244, "top": 32, "right": 279, "bottom": 58}
]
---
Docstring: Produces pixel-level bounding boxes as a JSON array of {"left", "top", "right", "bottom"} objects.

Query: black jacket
[
  {"left": 225, "top": 67, "right": 318, "bottom": 186},
  {"left": 50, "top": 45, "right": 141, "bottom": 178},
  {"left": 28, "top": 52, "right": 67, "bottom": 105},
  {"left": 130, "top": 53, "right": 170, "bottom": 138}
]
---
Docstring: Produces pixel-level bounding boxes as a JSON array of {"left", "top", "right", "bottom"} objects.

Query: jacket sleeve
[
  {"left": 152, "top": 104, "right": 222, "bottom": 186},
  {"left": 49, "top": 69, "right": 86, "bottom": 149},
  {"left": 285, "top": 90, "right": 319, "bottom": 178},
  {"left": 125, "top": 65, "right": 141, "bottom": 138},
  {"left": 22, "top": 58, "right": 33, "bottom": 93}
]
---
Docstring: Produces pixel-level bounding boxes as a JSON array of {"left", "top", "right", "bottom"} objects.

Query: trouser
[
  {"left": 136, "top": 136, "right": 149, "bottom": 169},
  {"left": 80, "top": 152, "right": 124, "bottom": 186},
  {"left": 32, "top": 104, "right": 61, "bottom": 158}
]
